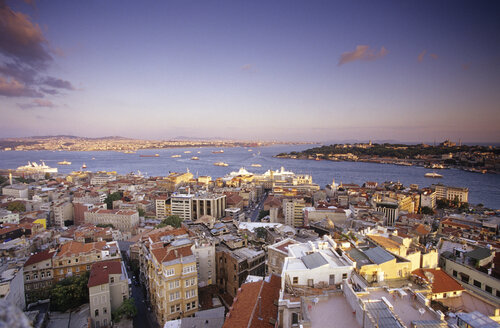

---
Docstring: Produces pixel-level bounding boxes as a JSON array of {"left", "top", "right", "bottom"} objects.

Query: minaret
[{"left": 9, "top": 172, "right": 12, "bottom": 185}]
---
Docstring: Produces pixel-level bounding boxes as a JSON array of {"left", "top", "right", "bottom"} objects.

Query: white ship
[
  {"left": 214, "top": 162, "right": 229, "bottom": 167},
  {"left": 57, "top": 160, "right": 72, "bottom": 165},
  {"left": 425, "top": 172, "right": 443, "bottom": 178},
  {"left": 17, "top": 161, "right": 58, "bottom": 173}
]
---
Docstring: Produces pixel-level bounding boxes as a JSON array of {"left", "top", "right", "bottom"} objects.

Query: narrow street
[{"left": 249, "top": 191, "right": 269, "bottom": 222}]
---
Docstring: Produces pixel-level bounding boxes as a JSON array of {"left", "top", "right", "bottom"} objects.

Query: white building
[
  {"left": 170, "top": 193, "right": 194, "bottom": 220},
  {"left": 84, "top": 208, "right": 139, "bottom": 232},
  {"left": 2, "top": 184, "right": 29, "bottom": 199},
  {"left": 0, "top": 209, "right": 19, "bottom": 225}
]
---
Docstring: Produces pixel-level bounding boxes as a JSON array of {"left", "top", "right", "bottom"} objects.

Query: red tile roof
[
  {"left": 55, "top": 241, "right": 107, "bottom": 258},
  {"left": 88, "top": 260, "right": 122, "bottom": 288},
  {"left": 412, "top": 268, "right": 464, "bottom": 294},
  {"left": 151, "top": 245, "right": 193, "bottom": 263},
  {"left": 24, "top": 249, "right": 56, "bottom": 267},
  {"left": 223, "top": 275, "right": 281, "bottom": 328}
]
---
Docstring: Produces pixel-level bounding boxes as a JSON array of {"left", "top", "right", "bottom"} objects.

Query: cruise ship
[
  {"left": 57, "top": 160, "right": 72, "bottom": 165},
  {"left": 17, "top": 161, "right": 58, "bottom": 173}
]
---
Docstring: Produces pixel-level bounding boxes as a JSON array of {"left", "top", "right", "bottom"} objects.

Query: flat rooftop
[
  {"left": 360, "top": 289, "right": 438, "bottom": 327},
  {"left": 304, "top": 293, "right": 361, "bottom": 328}
]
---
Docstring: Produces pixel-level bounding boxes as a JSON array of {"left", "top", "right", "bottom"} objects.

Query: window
[
  {"left": 342, "top": 273, "right": 348, "bottom": 280},
  {"left": 75, "top": 267, "right": 80, "bottom": 272},
  {"left": 75, "top": 258, "right": 79, "bottom": 263},
  {"left": 170, "top": 305, "right": 176, "bottom": 313},
  {"left": 166, "top": 268, "right": 175, "bottom": 276},
  {"left": 110, "top": 277, "right": 114, "bottom": 283},
  {"left": 169, "top": 291, "right": 180, "bottom": 301},
  {"left": 183, "top": 265, "right": 195, "bottom": 274},
  {"left": 170, "top": 281, "right": 180, "bottom": 289},
  {"left": 496, "top": 290, "right": 500, "bottom": 298},
  {"left": 68, "top": 260, "right": 71, "bottom": 264},
  {"left": 103, "top": 307, "right": 107, "bottom": 314},
  {"left": 32, "top": 265, "right": 36, "bottom": 269},
  {"left": 185, "top": 289, "right": 196, "bottom": 299},
  {"left": 292, "top": 313, "right": 299, "bottom": 325},
  {"left": 485, "top": 285, "right": 492, "bottom": 294},
  {"left": 95, "top": 309, "right": 99, "bottom": 317},
  {"left": 34, "top": 274, "right": 38, "bottom": 279},
  {"left": 474, "top": 280, "right": 482, "bottom": 288},
  {"left": 452, "top": 270, "right": 457, "bottom": 277},
  {"left": 123, "top": 295, "right": 127, "bottom": 301},
  {"left": 293, "top": 277, "right": 298, "bottom": 284},
  {"left": 87, "top": 265, "right": 91, "bottom": 270},
  {"left": 41, "top": 272, "right": 45, "bottom": 278},
  {"left": 47, "top": 271, "right": 51, "bottom": 277},
  {"left": 25, "top": 275, "right": 30, "bottom": 281},
  {"left": 176, "top": 304, "right": 181, "bottom": 312}
]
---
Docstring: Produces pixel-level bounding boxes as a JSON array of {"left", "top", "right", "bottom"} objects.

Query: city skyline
[{"left": 1, "top": 0, "right": 500, "bottom": 142}]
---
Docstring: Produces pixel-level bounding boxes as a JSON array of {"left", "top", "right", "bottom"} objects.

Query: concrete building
[
  {"left": 216, "top": 245, "right": 266, "bottom": 299},
  {"left": 0, "top": 209, "right": 20, "bottom": 225},
  {"left": 2, "top": 184, "right": 29, "bottom": 199},
  {"left": 283, "top": 198, "right": 306, "bottom": 228},
  {"left": 191, "top": 239, "right": 215, "bottom": 287},
  {"left": 155, "top": 196, "right": 171, "bottom": 218},
  {"left": 53, "top": 200, "right": 73, "bottom": 227},
  {"left": 376, "top": 202, "right": 399, "bottom": 226},
  {"left": 192, "top": 192, "right": 226, "bottom": 220},
  {"left": 84, "top": 208, "right": 139, "bottom": 233},
  {"left": 90, "top": 174, "right": 117, "bottom": 186},
  {"left": 420, "top": 188, "right": 437, "bottom": 210},
  {"left": 170, "top": 193, "right": 194, "bottom": 221},
  {"left": 267, "top": 238, "right": 299, "bottom": 276},
  {"left": 88, "top": 260, "right": 129, "bottom": 328},
  {"left": 435, "top": 184, "right": 469, "bottom": 204}
]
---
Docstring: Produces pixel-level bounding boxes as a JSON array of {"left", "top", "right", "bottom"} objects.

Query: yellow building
[{"left": 148, "top": 244, "right": 199, "bottom": 325}]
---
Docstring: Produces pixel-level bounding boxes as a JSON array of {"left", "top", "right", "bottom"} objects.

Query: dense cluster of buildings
[{"left": 0, "top": 165, "right": 499, "bottom": 328}]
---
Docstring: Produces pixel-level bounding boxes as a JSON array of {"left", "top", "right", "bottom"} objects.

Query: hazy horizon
[{"left": 1, "top": 0, "right": 499, "bottom": 142}]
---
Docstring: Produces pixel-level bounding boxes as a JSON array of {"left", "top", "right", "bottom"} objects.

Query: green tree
[
  {"left": 436, "top": 199, "right": 449, "bottom": 209},
  {"left": 105, "top": 191, "right": 123, "bottom": 209},
  {"left": 50, "top": 272, "right": 90, "bottom": 312},
  {"left": 420, "top": 206, "right": 434, "bottom": 215},
  {"left": 138, "top": 208, "right": 145, "bottom": 217},
  {"left": 112, "top": 298, "right": 137, "bottom": 322},
  {"left": 156, "top": 215, "right": 183, "bottom": 228},
  {"left": 258, "top": 210, "right": 270, "bottom": 220},
  {"left": 254, "top": 227, "right": 267, "bottom": 239},
  {"left": 44, "top": 172, "right": 51, "bottom": 180},
  {"left": 96, "top": 223, "right": 115, "bottom": 229},
  {"left": 7, "top": 201, "right": 26, "bottom": 213}
]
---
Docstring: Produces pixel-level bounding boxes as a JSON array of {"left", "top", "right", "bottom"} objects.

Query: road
[
  {"left": 121, "top": 253, "right": 158, "bottom": 328},
  {"left": 249, "top": 191, "right": 269, "bottom": 222}
]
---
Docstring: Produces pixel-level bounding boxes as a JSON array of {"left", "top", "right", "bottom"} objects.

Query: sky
[{"left": 0, "top": 0, "right": 499, "bottom": 143}]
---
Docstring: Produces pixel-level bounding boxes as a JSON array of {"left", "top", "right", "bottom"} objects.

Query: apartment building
[
  {"left": 53, "top": 241, "right": 121, "bottom": 282},
  {"left": 84, "top": 208, "right": 139, "bottom": 233},
  {"left": 90, "top": 174, "right": 117, "bottom": 185},
  {"left": 53, "top": 200, "right": 73, "bottom": 227},
  {"left": 0, "top": 209, "right": 19, "bottom": 224},
  {"left": 88, "top": 260, "right": 129, "bottom": 328},
  {"left": 170, "top": 194, "right": 194, "bottom": 221},
  {"left": 155, "top": 196, "right": 171, "bottom": 218},
  {"left": 191, "top": 238, "right": 215, "bottom": 287},
  {"left": 2, "top": 184, "right": 29, "bottom": 199},
  {"left": 216, "top": 245, "right": 266, "bottom": 299},
  {"left": 283, "top": 198, "right": 306, "bottom": 228},
  {"left": 420, "top": 188, "right": 437, "bottom": 209},
  {"left": 149, "top": 244, "right": 199, "bottom": 325},
  {"left": 435, "top": 184, "right": 469, "bottom": 203},
  {"left": 267, "top": 238, "right": 299, "bottom": 276},
  {"left": 24, "top": 249, "right": 56, "bottom": 303}
]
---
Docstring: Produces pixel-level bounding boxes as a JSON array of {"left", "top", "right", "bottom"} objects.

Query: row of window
[
  {"left": 453, "top": 270, "right": 499, "bottom": 297},
  {"left": 170, "top": 301, "right": 197, "bottom": 314},
  {"left": 25, "top": 280, "right": 51, "bottom": 290},
  {"left": 25, "top": 271, "right": 52, "bottom": 281}
]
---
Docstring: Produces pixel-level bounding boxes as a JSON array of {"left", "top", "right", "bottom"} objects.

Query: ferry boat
[
  {"left": 57, "top": 160, "right": 72, "bottom": 165},
  {"left": 17, "top": 161, "right": 58, "bottom": 173},
  {"left": 82, "top": 163, "right": 87, "bottom": 169},
  {"left": 214, "top": 162, "right": 229, "bottom": 167},
  {"left": 191, "top": 157, "right": 199, "bottom": 160},
  {"left": 251, "top": 164, "right": 262, "bottom": 167},
  {"left": 212, "top": 150, "right": 224, "bottom": 154},
  {"left": 424, "top": 172, "right": 443, "bottom": 178},
  {"left": 171, "top": 155, "right": 181, "bottom": 158}
]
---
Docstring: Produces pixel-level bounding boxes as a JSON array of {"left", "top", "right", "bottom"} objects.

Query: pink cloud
[{"left": 338, "top": 45, "right": 388, "bottom": 66}]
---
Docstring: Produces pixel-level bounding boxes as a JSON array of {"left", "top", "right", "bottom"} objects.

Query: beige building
[
  {"left": 53, "top": 200, "right": 73, "bottom": 227},
  {"left": 283, "top": 198, "right": 306, "bottom": 228},
  {"left": 192, "top": 192, "right": 226, "bottom": 220},
  {"left": 88, "top": 260, "right": 129, "bottom": 328},
  {"left": 170, "top": 194, "right": 194, "bottom": 220},
  {"left": 24, "top": 249, "right": 56, "bottom": 303},
  {"left": 155, "top": 196, "right": 171, "bottom": 218},
  {"left": 84, "top": 208, "right": 139, "bottom": 232},
  {"left": 435, "top": 184, "right": 469, "bottom": 203},
  {"left": 267, "top": 238, "right": 299, "bottom": 275},
  {"left": 161, "top": 171, "right": 193, "bottom": 192},
  {"left": 149, "top": 244, "right": 199, "bottom": 325}
]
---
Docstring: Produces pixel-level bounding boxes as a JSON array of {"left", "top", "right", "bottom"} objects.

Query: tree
[
  {"left": 44, "top": 172, "right": 51, "bottom": 180},
  {"left": 156, "top": 215, "right": 183, "bottom": 228},
  {"left": 97, "top": 223, "right": 115, "bottom": 229},
  {"left": 420, "top": 206, "right": 434, "bottom": 215},
  {"left": 138, "top": 208, "right": 145, "bottom": 217},
  {"left": 7, "top": 201, "right": 26, "bottom": 213},
  {"left": 112, "top": 298, "right": 137, "bottom": 322},
  {"left": 105, "top": 191, "right": 123, "bottom": 209},
  {"left": 50, "top": 272, "right": 90, "bottom": 312},
  {"left": 436, "top": 199, "right": 449, "bottom": 209},
  {"left": 258, "top": 210, "right": 270, "bottom": 220},
  {"left": 254, "top": 227, "right": 267, "bottom": 239}
]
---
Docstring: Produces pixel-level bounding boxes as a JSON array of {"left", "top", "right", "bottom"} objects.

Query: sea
[{"left": 1, "top": 144, "right": 499, "bottom": 209}]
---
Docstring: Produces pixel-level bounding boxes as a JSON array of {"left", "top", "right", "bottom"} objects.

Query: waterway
[{"left": 1, "top": 145, "right": 499, "bottom": 209}]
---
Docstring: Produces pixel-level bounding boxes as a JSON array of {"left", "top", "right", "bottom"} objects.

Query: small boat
[
  {"left": 57, "top": 160, "right": 71, "bottom": 165},
  {"left": 184, "top": 151, "right": 191, "bottom": 154},
  {"left": 124, "top": 150, "right": 136, "bottom": 154},
  {"left": 171, "top": 155, "right": 181, "bottom": 158},
  {"left": 425, "top": 172, "right": 442, "bottom": 178},
  {"left": 92, "top": 157, "right": 96, "bottom": 160},
  {"left": 140, "top": 154, "right": 160, "bottom": 157},
  {"left": 82, "top": 163, "right": 87, "bottom": 169},
  {"left": 191, "top": 157, "right": 199, "bottom": 160},
  {"left": 212, "top": 150, "right": 224, "bottom": 154},
  {"left": 248, "top": 149, "right": 253, "bottom": 152},
  {"left": 251, "top": 164, "right": 262, "bottom": 167},
  {"left": 214, "top": 162, "right": 229, "bottom": 167}
]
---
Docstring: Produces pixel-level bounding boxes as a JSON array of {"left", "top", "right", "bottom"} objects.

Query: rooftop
[
  {"left": 303, "top": 293, "right": 361, "bottom": 328},
  {"left": 87, "top": 260, "right": 122, "bottom": 288}
]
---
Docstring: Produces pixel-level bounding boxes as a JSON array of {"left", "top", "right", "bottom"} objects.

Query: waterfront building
[{"left": 435, "top": 184, "right": 469, "bottom": 204}]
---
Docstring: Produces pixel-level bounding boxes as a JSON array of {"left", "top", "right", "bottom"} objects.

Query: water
[{"left": 1, "top": 144, "right": 499, "bottom": 209}]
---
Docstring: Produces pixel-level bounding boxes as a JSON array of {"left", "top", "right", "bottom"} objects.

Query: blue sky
[{"left": 1, "top": 0, "right": 499, "bottom": 142}]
